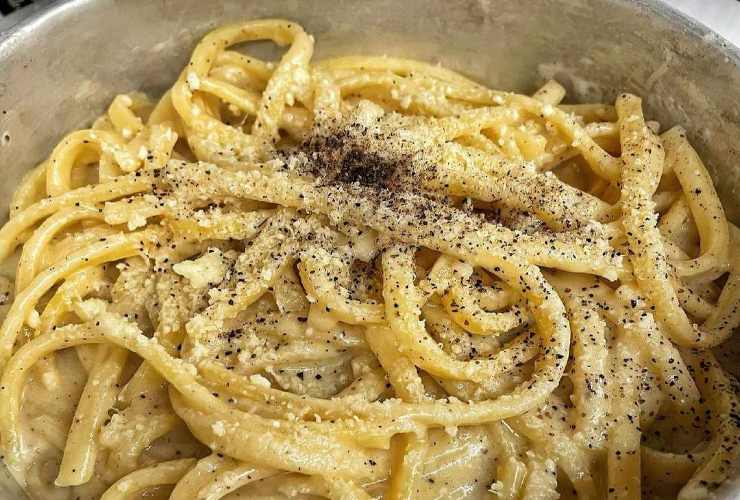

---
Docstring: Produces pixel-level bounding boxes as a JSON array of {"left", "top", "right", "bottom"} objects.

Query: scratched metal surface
[
  {"left": 0, "top": 1, "right": 738, "bottom": 498},
  {"left": 666, "top": 0, "right": 740, "bottom": 48}
]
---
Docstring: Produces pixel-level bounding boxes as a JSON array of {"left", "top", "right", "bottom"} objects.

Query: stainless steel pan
[{"left": 0, "top": 0, "right": 738, "bottom": 498}]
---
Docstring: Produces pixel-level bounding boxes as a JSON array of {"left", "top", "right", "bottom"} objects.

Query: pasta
[{"left": 0, "top": 18, "right": 738, "bottom": 500}]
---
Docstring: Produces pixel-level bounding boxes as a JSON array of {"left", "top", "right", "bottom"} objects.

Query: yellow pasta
[{"left": 0, "top": 19, "right": 737, "bottom": 500}]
